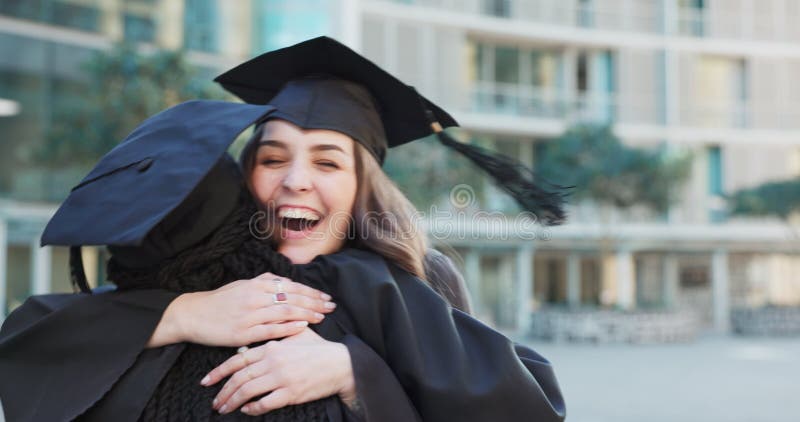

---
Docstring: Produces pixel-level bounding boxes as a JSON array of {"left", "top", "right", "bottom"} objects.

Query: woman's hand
[
  {"left": 147, "top": 272, "right": 336, "bottom": 348},
  {"left": 202, "top": 328, "right": 357, "bottom": 416}
]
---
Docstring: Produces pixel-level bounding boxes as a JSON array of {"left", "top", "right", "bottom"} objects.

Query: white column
[
  {"left": 741, "top": 0, "right": 754, "bottom": 39},
  {"left": 383, "top": 19, "right": 398, "bottom": 74},
  {"left": 420, "top": 24, "right": 436, "bottom": 99},
  {"left": 712, "top": 249, "right": 731, "bottom": 333},
  {"left": 561, "top": 47, "right": 578, "bottom": 119},
  {"left": 774, "top": 0, "right": 786, "bottom": 41},
  {"left": 465, "top": 248, "right": 482, "bottom": 316},
  {"left": 662, "top": 253, "right": 679, "bottom": 308},
  {"left": 616, "top": 248, "right": 635, "bottom": 310},
  {"left": 661, "top": 0, "right": 678, "bottom": 35},
  {"left": 515, "top": 244, "right": 534, "bottom": 334},
  {"left": 338, "top": 0, "right": 362, "bottom": 51},
  {"left": 567, "top": 252, "right": 581, "bottom": 308},
  {"left": 31, "top": 238, "right": 52, "bottom": 295},
  {"left": 0, "top": 218, "right": 7, "bottom": 319}
]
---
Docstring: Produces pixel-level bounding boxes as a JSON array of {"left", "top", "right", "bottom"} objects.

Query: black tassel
[
  {"left": 70, "top": 246, "right": 92, "bottom": 294},
  {"left": 425, "top": 111, "right": 569, "bottom": 225}
]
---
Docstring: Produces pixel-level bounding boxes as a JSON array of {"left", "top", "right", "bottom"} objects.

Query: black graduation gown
[{"left": 0, "top": 248, "right": 565, "bottom": 422}]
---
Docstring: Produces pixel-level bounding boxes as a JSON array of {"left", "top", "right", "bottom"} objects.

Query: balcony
[
  {"left": 467, "top": 82, "right": 800, "bottom": 131},
  {"left": 378, "top": 0, "right": 800, "bottom": 43}
]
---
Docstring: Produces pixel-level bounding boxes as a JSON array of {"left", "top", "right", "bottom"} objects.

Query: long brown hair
[{"left": 240, "top": 123, "right": 428, "bottom": 279}]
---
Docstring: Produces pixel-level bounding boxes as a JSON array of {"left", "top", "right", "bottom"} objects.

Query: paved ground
[{"left": 526, "top": 335, "right": 800, "bottom": 422}]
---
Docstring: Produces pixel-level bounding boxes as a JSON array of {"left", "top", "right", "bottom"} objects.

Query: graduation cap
[
  {"left": 41, "top": 100, "right": 276, "bottom": 292},
  {"left": 215, "top": 36, "right": 568, "bottom": 225}
]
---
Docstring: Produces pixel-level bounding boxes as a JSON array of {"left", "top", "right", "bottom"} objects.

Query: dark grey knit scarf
[{"left": 108, "top": 192, "right": 338, "bottom": 421}]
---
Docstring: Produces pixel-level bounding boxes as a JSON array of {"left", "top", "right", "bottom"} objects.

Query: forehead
[{"left": 260, "top": 119, "right": 354, "bottom": 150}]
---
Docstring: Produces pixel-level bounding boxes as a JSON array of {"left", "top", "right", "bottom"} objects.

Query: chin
[{"left": 278, "top": 244, "right": 327, "bottom": 264}]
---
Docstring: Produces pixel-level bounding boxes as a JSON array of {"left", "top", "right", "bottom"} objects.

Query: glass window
[
  {"left": 577, "top": 0, "right": 594, "bottom": 28},
  {"left": 494, "top": 47, "right": 519, "bottom": 84},
  {"left": 707, "top": 145, "right": 723, "bottom": 195},
  {"left": 184, "top": 0, "right": 218, "bottom": 53},
  {"left": 678, "top": 0, "right": 705, "bottom": 36},
  {"left": 124, "top": 13, "right": 155, "bottom": 43},
  {"left": 482, "top": 0, "right": 511, "bottom": 18},
  {"left": 0, "top": 0, "right": 99, "bottom": 32},
  {"left": 529, "top": 51, "right": 559, "bottom": 88},
  {"left": 51, "top": 1, "right": 99, "bottom": 32},
  {"left": 252, "top": 0, "right": 330, "bottom": 54}
]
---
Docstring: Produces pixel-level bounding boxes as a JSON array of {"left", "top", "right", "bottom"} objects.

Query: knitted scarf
[{"left": 107, "top": 192, "right": 338, "bottom": 421}]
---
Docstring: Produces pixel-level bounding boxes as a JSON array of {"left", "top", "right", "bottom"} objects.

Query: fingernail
[
  {"left": 200, "top": 375, "right": 210, "bottom": 386},
  {"left": 324, "top": 302, "right": 336, "bottom": 310},
  {"left": 320, "top": 292, "right": 332, "bottom": 301},
  {"left": 219, "top": 405, "right": 228, "bottom": 414},
  {"left": 314, "top": 312, "right": 325, "bottom": 319},
  {"left": 295, "top": 320, "right": 309, "bottom": 327},
  {"left": 241, "top": 405, "right": 251, "bottom": 414},
  {"left": 212, "top": 398, "right": 218, "bottom": 408}
]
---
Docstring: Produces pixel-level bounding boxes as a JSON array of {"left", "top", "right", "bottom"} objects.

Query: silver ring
[
  {"left": 273, "top": 278, "right": 284, "bottom": 293},
  {"left": 237, "top": 346, "right": 249, "bottom": 355},
  {"left": 273, "top": 292, "right": 288, "bottom": 304}
]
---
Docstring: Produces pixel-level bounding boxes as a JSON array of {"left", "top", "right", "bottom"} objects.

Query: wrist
[
  {"left": 333, "top": 343, "right": 358, "bottom": 407},
  {"left": 155, "top": 292, "right": 197, "bottom": 345}
]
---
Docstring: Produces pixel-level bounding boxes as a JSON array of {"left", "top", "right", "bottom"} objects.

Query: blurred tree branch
[
  {"left": 35, "top": 43, "right": 227, "bottom": 168},
  {"left": 728, "top": 178, "right": 800, "bottom": 221},
  {"left": 535, "top": 124, "right": 692, "bottom": 213}
]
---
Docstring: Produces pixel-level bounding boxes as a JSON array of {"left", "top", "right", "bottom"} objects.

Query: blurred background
[{"left": 1, "top": 1, "right": 799, "bottom": 421}]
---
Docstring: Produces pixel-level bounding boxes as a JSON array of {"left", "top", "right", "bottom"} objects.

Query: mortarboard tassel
[{"left": 424, "top": 110, "right": 569, "bottom": 225}]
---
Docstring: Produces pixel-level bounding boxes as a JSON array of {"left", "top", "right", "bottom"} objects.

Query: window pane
[
  {"left": 494, "top": 47, "right": 519, "bottom": 84},
  {"left": 124, "top": 14, "right": 155, "bottom": 43}
]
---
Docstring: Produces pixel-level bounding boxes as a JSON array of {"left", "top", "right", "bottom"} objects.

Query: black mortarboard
[
  {"left": 41, "top": 100, "right": 276, "bottom": 292},
  {"left": 215, "top": 36, "right": 567, "bottom": 224}
]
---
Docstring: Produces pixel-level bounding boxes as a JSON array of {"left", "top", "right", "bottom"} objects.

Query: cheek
[{"left": 250, "top": 169, "right": 281, "bottom": 203}]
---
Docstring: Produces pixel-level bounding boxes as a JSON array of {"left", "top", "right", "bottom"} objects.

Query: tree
[
  {"left": 728, "top": 178, "right": 800, "bottom": 220},
  {"left": 534, "top": 124, "right": 692, "bottom": 214},
  {"left": 36, "top": 43, "right": 227, "bottom": 167}
]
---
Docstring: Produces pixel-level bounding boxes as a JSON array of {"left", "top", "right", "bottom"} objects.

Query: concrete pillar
[
  {"left": 99, "top": 0, "right": 123, "bottom": 41},
  {"left": 31, "top": 238, "right": 52, "bottom": 295},
  {"left": 616, "top": 248, "right": 636, "bottom": 310},
  {"left": 0, "top": 218, "right": 6, "bottom": 319},
  {"left": 515, "top": 244, "right": 534, "bottom": 334},
  {"left": 157, "top": 0, "right": 185, "bottom": 49},
  {"left": 712, "top": 249, "right": 731, "bottom": 333},
  {"left": 661, "top": 0, "right": 677, "bottom": 35},
  {"left": 338, "top": 0, "right": 362, "bottom": 51},
  {"left": 561, "top": 47, "right": 578, "bottom": 119},
  {"left": 567, "top": 252, "right": 581, "bottom": 308},
  {"left": 662, "top": 253, "right": 679, "bottom": 308},
  {"left": 465, "top": 248, "right": 482, "bottom": 316}
]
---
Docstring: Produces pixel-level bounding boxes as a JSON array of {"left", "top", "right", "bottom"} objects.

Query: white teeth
[{"left": 277, "top": 208, "right": 321, "bottom": 221}]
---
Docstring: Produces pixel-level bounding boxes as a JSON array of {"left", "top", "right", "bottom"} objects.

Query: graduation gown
[{"left": 0, "top": 248, "right": 564, "bottom": 422}]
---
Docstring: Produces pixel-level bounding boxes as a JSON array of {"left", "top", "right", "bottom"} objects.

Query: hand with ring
[
  {"left": 146, "top": 272, "right": 337, "bottom": 348},
  {"left": 202, "top": 328, "right": 356, "bottom": 416}
]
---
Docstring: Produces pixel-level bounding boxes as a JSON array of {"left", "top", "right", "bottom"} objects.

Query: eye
[
  {"left": 259, "top": 158, "right": 285, "bottom": 167},
  {"left": 316, "top": 161, "right": 340, "bottom": 169}
]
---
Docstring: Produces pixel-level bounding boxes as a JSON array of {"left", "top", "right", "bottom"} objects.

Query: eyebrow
[{"left": 258, "top": 139, "right": 347, "bottom": 154}]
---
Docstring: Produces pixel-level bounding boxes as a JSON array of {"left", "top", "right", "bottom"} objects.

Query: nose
[{"left": 281, "top": 160, "right": 312, "bottom": 192}]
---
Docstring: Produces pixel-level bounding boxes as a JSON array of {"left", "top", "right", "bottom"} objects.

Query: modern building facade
[{"left": 2, "top": 0, "right": 799, "bottom": 338}]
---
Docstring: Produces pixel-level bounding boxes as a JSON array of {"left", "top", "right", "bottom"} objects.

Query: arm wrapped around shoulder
[{"left": 301, "top": 249, "right": 566, "bottom": 422}]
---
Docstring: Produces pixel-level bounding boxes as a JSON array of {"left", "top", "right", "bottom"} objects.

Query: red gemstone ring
[{"left": 273, "top": 292, "right": 288, "bottom": 304}]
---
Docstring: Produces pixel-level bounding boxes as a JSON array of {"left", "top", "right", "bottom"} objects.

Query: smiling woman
[{"left": 248, "top": 119, "right": 358, "bottom": 264}]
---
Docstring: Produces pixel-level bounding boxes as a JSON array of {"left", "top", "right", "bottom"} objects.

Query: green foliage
[
  {"left": 728, "top": 178, "right": 800, "bottom": 219},
  {"left": 535, "top": 124, "right": 692, "bottom": 213},
  {"left": 36, "top": 43, "right": 228, "bottom": 167},
  {"left": 383, "top": 131, "right": 486, "bottom": 210}
]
